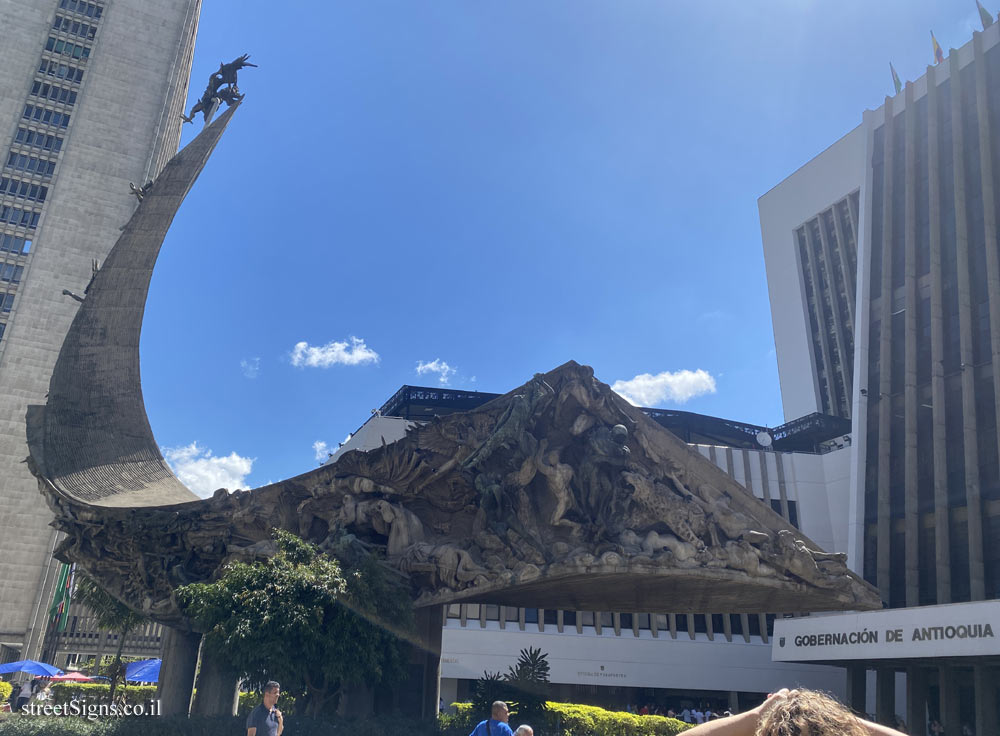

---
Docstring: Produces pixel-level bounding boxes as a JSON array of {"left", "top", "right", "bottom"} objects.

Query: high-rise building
[
  {"left": 0, "top": 0, "right": 200, "bottom": 661},
  {"left": 762, "top": 21, "right": 1000, "bottom": 732}
]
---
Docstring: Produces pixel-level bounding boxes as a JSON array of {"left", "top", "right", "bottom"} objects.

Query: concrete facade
[
  {"left": 760, "top": 20, "right": 1000, "bottom": 734},
  {"left": 0, "top": 0, "right": 200, "bottom": 659}
]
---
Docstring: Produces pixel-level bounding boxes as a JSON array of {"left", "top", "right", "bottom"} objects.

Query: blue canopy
[
  {"left": 124, "top": 659, "right": 160, "bottom": 683},
  {"left": 0, "top": 660, "right": 63, "bottom": 677}
]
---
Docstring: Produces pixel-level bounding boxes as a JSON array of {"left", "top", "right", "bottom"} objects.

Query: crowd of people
[
  {"left": 626, "top": 701, "right": 732, "bottom": 723},
  {"left": 4, "top": 677, "right": 52, "bottom": 712}
]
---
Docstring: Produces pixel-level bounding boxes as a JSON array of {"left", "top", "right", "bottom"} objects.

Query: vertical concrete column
[
  {"left": 973, "top": 33, "right": 1000, "bottom": 498},
  {"left": 939, "top": 665, "right": 961, "bottom": 736},
  {"left": 191, "top": 640, "right": 240, "bottom": 716},
  {"left": 415, "top": 605, "right": 444, "bottom": 719},
  {"left": 973, "top": 665, "right": 998, "bottom": 736},
  {"left": 846, "top": 665, "right": 868, "bottom": 716},
  {"left": 156, "top": 627, "right": 200, "bottom": 717},
  {"left": 875, "top": 668, "right": 896, "bottom": 726},
  {"left": 727, "top": 691, "right": 739, "bottom": 714},
  {"left": 876, "top": 94, "right": 896, "bottom": 601},
  {"left": 902, "top": 80, "right": 921, "bottom": 608},
  {"left": 925, "top": 62, "right": 952, "bottom": 603},
  {"left": 949, "top": 49, "right": 987, "bottom": 602},
  {"left": 906, "top": 667, "right": 928, "bottom": 736}
]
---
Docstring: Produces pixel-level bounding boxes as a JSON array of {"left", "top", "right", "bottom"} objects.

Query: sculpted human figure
[
  {"left": 534, "top": 443, "right": 576, "bottom": 528},
  {"left": 577, "top": 424, "right": 631, "bottom": 526},
  {"left": 372, "top": 499, "right": 425, "bottom": 557},
  {"left": 399, "top": 542, "right": 487, "bottom": 590},
  {"left": 763, "top": 530, "right": 847, "bottom": 588}
]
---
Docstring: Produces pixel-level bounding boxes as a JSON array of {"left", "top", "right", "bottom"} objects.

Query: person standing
[
  {"left": 246, "top": 681, "right": 283, "bottom": 736},
  {"left": 514, "top": 726, "right": 534, "bottom": 736},
  {"left": 14, "top": 679, "right": 33, "bottom": 712},
  {"left": 469, "top": 701, "right": 515, "bottom": 736}
]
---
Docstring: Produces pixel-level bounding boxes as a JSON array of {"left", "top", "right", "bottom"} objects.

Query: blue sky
[{"left": 140, "top": 1, "right": 982, "bottom": 494}]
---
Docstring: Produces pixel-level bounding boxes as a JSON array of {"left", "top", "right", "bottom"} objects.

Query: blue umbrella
[
  {"left": 124, "top": 659, "right": 160, "bottom": 683},
  {"left": 0, "top": 660, "right": 63, "bottom": 677}
]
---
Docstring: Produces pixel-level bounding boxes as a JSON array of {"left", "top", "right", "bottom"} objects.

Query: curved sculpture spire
[{"left": 27, "top": 102, "right": 240, "bottom": 507}]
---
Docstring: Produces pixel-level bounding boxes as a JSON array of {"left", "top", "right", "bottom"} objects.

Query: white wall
[
  {"left": 758, "top": 126, "right": 868, "bottom": 422},
  {"left": 442, "top": 623, "right": 844, "bottom": 697}
]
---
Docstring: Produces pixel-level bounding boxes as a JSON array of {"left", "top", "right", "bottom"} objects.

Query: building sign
[{"left": 773, "top": 600, "right": 1000, "bottom": 661}]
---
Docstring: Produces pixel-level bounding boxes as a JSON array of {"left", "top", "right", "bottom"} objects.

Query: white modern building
[{"left": 0, "top": 0, "right": 200, "bottom": 662}]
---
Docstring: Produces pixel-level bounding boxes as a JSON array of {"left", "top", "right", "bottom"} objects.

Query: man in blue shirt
[
  {"left": 246, "top": 681, "right": 283, "bottom": 736},
  {"left": 469, "top": 701, "right": 515, "bottom": 736}
]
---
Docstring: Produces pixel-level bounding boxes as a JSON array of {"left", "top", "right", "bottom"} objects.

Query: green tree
[
  {"left": 72, "top": 575, "right": 147, "bottom": 704},
  {"left": 178, "top": 529, "right": 414, "bottom": 717},
  {"left": 472, "top": 648, "right": 551, "bottom": 726},
  {"left": 504, "top": 647, "right": 550, "bottom": 726}
]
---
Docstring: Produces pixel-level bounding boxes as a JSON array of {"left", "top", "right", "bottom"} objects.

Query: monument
[{"left": 25, "top": 95, "right": 881, "bottom": 717}]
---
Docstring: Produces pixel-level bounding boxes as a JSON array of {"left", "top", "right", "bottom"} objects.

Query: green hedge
[
  {"left": 48, "top": 684, "right": 158, "bottom": 707},
  {"left": 447, "top": 701, "right": 691, "bottom": 736}
]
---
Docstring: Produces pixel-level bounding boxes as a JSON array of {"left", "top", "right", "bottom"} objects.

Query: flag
[
  {"left": 890, "top": 63, "right": 902, "bottom": 94},
  {"left": 932, "top": 31, "right": 945, "bottom": 64},
  {"left": 978, "top": 1, "right": 995, "bottom": 28},
  {"left": 47, "top": 563, "right": 72, "bottom": 632}
]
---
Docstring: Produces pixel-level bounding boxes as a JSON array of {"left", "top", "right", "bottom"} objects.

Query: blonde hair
[{"left": 756, "top": 690, "right": 867, "bottom": 736}]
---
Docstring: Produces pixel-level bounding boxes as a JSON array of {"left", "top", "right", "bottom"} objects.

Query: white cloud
[
  {"left": 611, "top": 369, "right": 717, "bottom": 407},
  {"left": 162, "top": 442, "right": 254, "bottom": 498},
  {"left": 240, "top": 357, "right": 260, "bottom": 379},
  {"left": 313, "top": 440, "right": 331, "bottom": 462},
  {"left": 416, "top": 358, "right": 457, "bottom": 385},
  {"left": 291, "top": 337, "right": 379, "bottom": 368}
]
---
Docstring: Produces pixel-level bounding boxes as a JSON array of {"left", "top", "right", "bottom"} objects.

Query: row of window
[
  {"left": 0, "top": 178, "right": 47, "bottom": 204},
  {"left": 14, "top": 128, "right": 63, "bottom": 153},
  {"left": 59, "top": 0, "right": 103, "bottom": 19},
  {"left": 6, "top": 152, "right": 56, "bottom": 179},
  {"left": 0, "top": 234, "right": 31, "bottom": 255},
  {"left": 30, "top": 80, "right": 77, "bottom": 107},
  {"left": 23, "top": 105, "right": 70, "bottom": 129},
  {"left": 0, "top": 206, "right": 40, "bottom": 230},
  {"left": 0, "top": 265, "right": 24, "bottom": 285},
  {"left": 52, "top": 14, "right": 97, "bottom": 41},
  {"left": 38, "top": 58, "right": 84, "bottom": 84},
  {"left": 45, "top": 37, "right": 91, "bottom": 61},
  {"left": 0, "top": 293, "right": 15, "bottom": 314}
]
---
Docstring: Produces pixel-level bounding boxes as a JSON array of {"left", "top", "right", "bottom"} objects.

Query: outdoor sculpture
[
  {"left": 181, "top": 54, "right": 256, "bottom": 124},
  {"left": 26, "top": 97, "right": 882, "bottom": 642}
]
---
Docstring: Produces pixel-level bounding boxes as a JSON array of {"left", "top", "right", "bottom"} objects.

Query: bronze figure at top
[{"left": 181, "top": 54, "right": 256, "bottom": 125}]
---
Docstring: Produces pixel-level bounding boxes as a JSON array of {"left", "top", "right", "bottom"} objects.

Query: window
[
  {"left": 13, "top": 128, "right": 63, "bottom": 152},
  {"left": 59, "top": 0, "right": 103, "bottom": 19},
  {"left": 30, "top": 80, "right": 77, "bottom": 106},
  {"left": 22, "top": 105, "right": 70, "bottom": 128},
  {"left": 0, "top": 323, "right": 7, "bottom": 341},
  {"left": 1, "top": 294, "right": 14, "bottom": 313},
  {"left": 38, "top": 59, "right": 85, "bottom": 84},
  {"left": 523, "top": 608, "right": 538, "bottom": 623},
  {"left": 0, "top": 177, "right": 48, "bottom": 203},
  {"left": 5, "top": 152, "right": 56, "bottom": 178}
]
